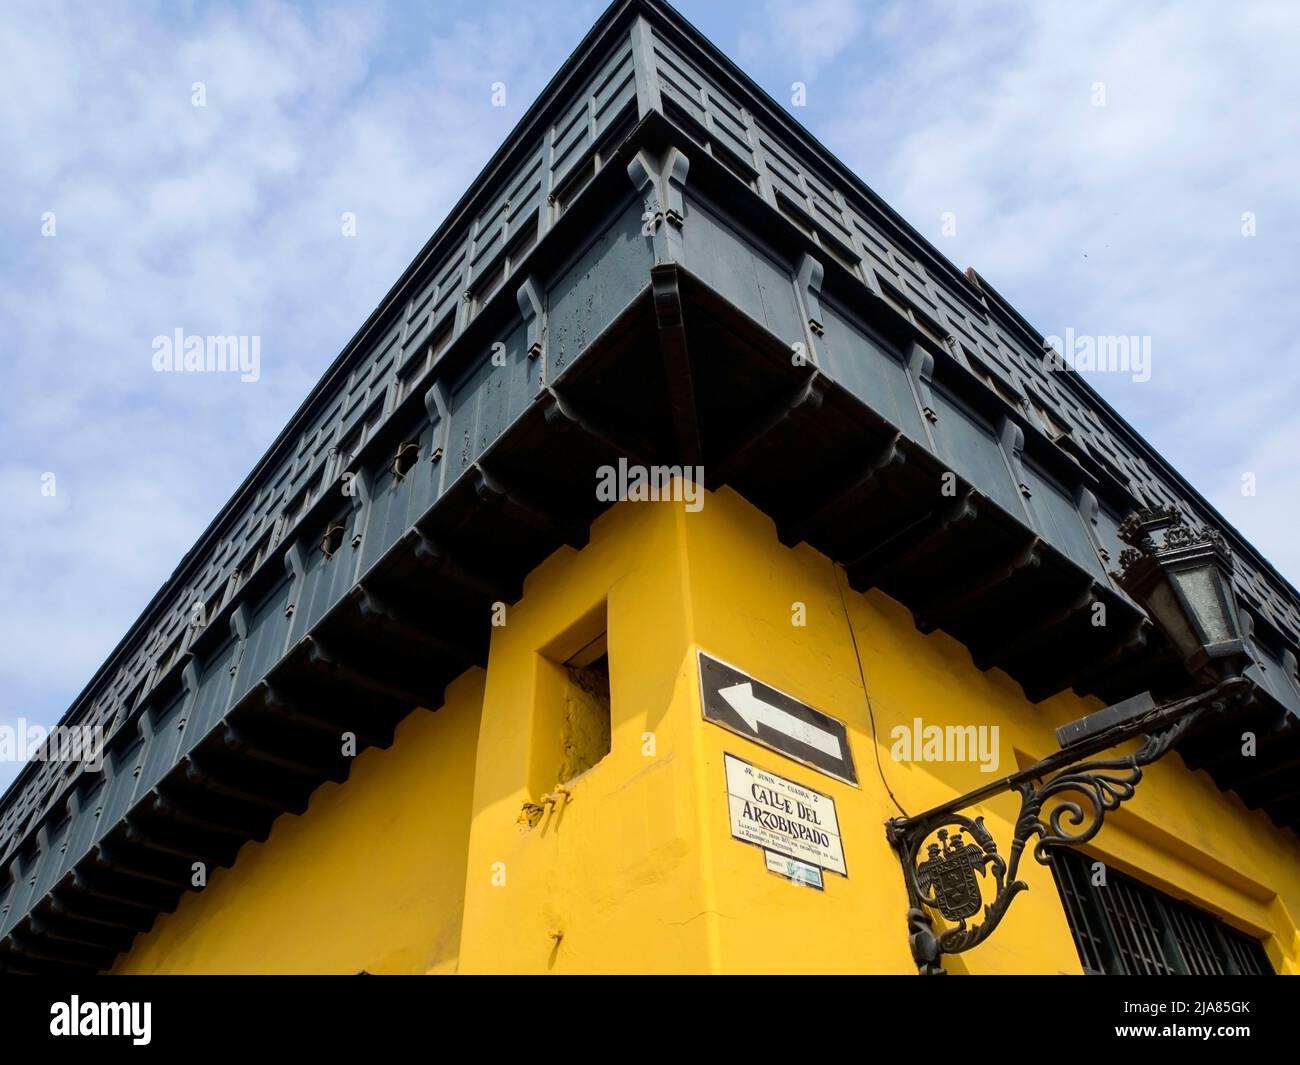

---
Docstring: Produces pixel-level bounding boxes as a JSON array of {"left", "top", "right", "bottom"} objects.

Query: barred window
[{"left": 1050, "top": 849, "right": 1272, "bottom": 975}]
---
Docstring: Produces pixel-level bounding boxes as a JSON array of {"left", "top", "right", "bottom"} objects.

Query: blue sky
[{"left": 1, "top": 0, "right": 1298, "bottom": 791}]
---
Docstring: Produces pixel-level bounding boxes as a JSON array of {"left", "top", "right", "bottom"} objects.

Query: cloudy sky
[{"left": 1, "top": 0, "right": 1297, "bottom": 791}]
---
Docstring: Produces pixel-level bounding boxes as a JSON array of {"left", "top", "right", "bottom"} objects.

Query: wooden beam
[
  {"left": 650, "top": 263, "right": 703, "bottom": 467},
  {"left": 779, "top": 432, "right": 905, "bottom": 547}
]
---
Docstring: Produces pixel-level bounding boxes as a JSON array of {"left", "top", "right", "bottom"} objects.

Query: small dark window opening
[
  {"left": 559, "top": 636, "right": 611, "bottom": 782},
  {"left": 552, "top": 159, "right": 596, "bottom": 215},
  {"left": 204, "top": 588, "right": 224, "bottom": 628},
  {"left": 430, "top": 321, "right": 453, "bottom": 362},
  {"left": 1032, "top": 398, "right": 1072, "bottom": 442},
  {"left": 980, "top": 370, "right": 1022, "bottom": 411},
  {"left": 472, "top": 262, "right": 505, "bottom": 312},
  {"left": 321, "top": 522, "right": 346, "bottom": 560},
  {"left": 392, "top": 441, "right": 420, "bottom": 480},
  {"left": 157, "top": 635, "right": 182, "bottom": 673},
  {"left": 1050, "top": 848, "right": 1272, "bottom": 975},
  {"left": 332, "top": 432, "right": 360, "bottom": 476},
  {"left": 285, "top": 484, "right": 312, "bottom": 529},
  {"left": 125, "top": 677, "right": 148, "bottom": 713},
  {"left": 241, "top": 531, "right": 272, "bottom": 582},
  {"left": 191, "top": 589, "right": 223, "bottom": 630},
  {"left": 711, "top": 142, "right": 757, "bottom": 190},
  {"left": 594, "top": 109, "right": 636, "bottom": 168},
  {"left": 505, "top": 221, "right": 537, "bottom": 271},
  {"left": 876, "top": 276, "right": 912, "bottom": 320}
]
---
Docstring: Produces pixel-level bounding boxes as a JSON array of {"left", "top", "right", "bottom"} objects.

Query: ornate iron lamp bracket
[{"left": 884, "top": 676, "right": 1250, "bottom": 975}]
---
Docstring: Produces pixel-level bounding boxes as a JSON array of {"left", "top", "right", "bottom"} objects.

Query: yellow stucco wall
[
  {"left": 113, "top": 669, "right": 484, "bottom": 974},
  {"left": 113, "top": 487, "right": 1300, "bottom": 974}
]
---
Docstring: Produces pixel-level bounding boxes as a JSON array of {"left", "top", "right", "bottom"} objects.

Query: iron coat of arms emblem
[{"left": 916, "top": 828, "right": 988, "bottom": 921}]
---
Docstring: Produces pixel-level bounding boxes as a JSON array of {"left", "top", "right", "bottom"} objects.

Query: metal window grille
[{"left": 1049, "top": 849, "right": 1272, "bottom": 975}]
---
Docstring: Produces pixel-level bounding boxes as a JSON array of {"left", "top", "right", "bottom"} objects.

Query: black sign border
[{"left": 698, "top": 649, "right": 859, "bottom": 786}]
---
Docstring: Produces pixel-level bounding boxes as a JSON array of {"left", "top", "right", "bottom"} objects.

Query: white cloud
[
  {"left": 738, "top": 0, "right": 866, "bottom": 71},
  {"left": 1, "top": 0, "right": 1297, "bottom": 799},
  {"left": 780, "top": 0, "right": 1300, "bottom": 582},
  {"left": 0, "top": 0, "right": 599, "bottom": 789}
]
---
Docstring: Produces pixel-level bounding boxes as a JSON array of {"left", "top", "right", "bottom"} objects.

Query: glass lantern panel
[
  {"left": 1147, "top": 577, "right": 1201, "bottom": 659},
  {"left": 1171, "top": 565, "right": 1233, "bottom": 645}
]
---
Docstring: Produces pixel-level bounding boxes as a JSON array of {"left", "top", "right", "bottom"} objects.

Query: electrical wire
[{"left": 834, "top": 561, "right": 909, "bottom": 819}]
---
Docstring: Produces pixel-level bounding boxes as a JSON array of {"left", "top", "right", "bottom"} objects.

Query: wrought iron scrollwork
[
  {"left": 886, "top": 680, "right": 1245, "bottom": 975},
  {"left": 1111, "top": 506, "right": 1232, "bottom": 584}
]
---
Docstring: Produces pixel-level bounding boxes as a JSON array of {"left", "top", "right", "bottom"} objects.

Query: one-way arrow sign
[{"left": 698, "top": 651, "right": 857, "bottom": 785}]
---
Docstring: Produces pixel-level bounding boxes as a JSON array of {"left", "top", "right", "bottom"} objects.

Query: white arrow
[{"left": 718, "top": 683, "right": 842, "bottom": 760}]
